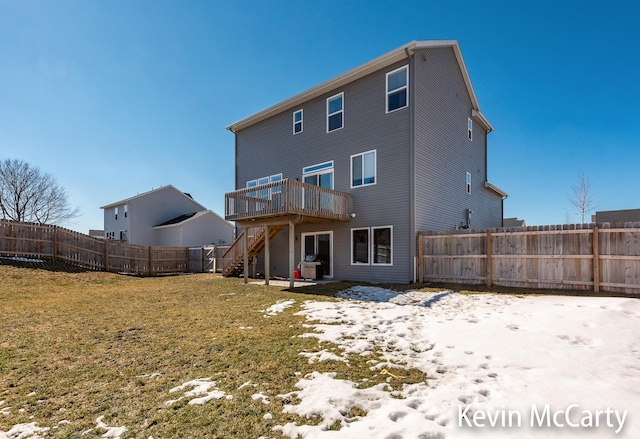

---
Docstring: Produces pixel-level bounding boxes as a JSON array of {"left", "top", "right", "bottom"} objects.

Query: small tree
[
  {"left": 567, "top": 171, "right": 597, "bottom": 224},
  {"left": 0, "top": 159, "right": 80, "bottom": 225}
]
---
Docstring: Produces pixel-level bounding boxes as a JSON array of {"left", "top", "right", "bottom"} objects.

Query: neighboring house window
[
  {"left": 327, "top": 93, "right": 343, "bottom": 132},
  {"left": 351, "top": 150, "right": 376, "bottom": 188},
  {"left": 124, "top": 205, "right": 128, "bottom": 218},
  {"left": 386, "top": 65, "right": 408, "bottom": 113},
  {"left": 351, "top": 228, "right": 369, "bottom": 264},
  {"left": 351, "top": 226, "right": 393, "bottom": 266},
  {"left": 468, "top": 118, "right": 473, "bottom": 141},
  {"left": 466, "top": 172, "right": 471, "bottom": 194},
  {"left": 293, "top": 109, "right": 303, "bottom": 134},
  {"left": 114, "top": 207, "right": 118, "bottom": 220}
]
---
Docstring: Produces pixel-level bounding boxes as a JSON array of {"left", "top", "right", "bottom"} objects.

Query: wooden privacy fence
[
  {"left": 418, "top": 223, "right": 640, "bottom": 295},
  {"left": 0, "top": 220, "right": 189, "bottom": 275}
]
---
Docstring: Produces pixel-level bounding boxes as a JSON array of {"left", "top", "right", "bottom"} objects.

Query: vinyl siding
[
  {"left": 235, "top": 59, "right": 413, "bottom": 283},
  {"left": 413, "top": 47, "right": 503, "bottom": 232}
]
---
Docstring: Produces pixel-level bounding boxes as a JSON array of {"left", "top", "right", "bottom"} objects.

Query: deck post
[
  {"left": 243, "top": 229, "right": 248, "bottom": 284},
  {"left": 289, "top": 221, "right": 295, "bottom": 288},
  {"left": 264, "top": 225, "right": 270, "bottom": 286}
]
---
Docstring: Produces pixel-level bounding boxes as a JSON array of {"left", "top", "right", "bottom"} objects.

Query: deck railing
[{"left": 225, "top": 179, "right": 351, "bottom": 222}]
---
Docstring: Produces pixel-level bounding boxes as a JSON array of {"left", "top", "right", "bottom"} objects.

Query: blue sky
[{"left": 1, "top": 0, "right": 638, "bottom": 233}]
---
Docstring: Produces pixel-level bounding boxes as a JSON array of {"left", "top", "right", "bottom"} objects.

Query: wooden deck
[{"left": 225, "top": 179, "right": 352, "bottom": 225}]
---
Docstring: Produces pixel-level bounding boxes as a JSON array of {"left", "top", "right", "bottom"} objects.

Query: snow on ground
[
  {"left": 276, "top": 286, "right": 640, "bottom": 438},
  {"left": 262, "top": 299, "right": 296, "bottom": 317},
  {"left": 166, "top": 378, "right": 231, "bottom": 406},
  {"left": 0, "top": 422, "right": 49, "bottom": 439}
]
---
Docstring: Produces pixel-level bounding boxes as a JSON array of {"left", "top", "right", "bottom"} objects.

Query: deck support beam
[
  {"left": 264, "top": 225, "right": 270, "bottom": 286},
  {"left": 243, "top": 229, "right": 248, "bottom": 284},
  {"left": 289, "top": 221, "right": 295, "bottom": 288}
]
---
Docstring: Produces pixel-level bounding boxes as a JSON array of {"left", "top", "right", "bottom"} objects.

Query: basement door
[{"left": 301, "top": 231, "right": 332, "bottom": 278}]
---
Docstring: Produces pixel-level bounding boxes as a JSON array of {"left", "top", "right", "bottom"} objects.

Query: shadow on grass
[{"left": 0, "top": 257, "right": 91, "bottom": 273}]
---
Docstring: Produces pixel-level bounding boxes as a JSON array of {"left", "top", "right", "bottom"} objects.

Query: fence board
[{"left": 419, "top": 224, "right": 640, "bottom": 294}]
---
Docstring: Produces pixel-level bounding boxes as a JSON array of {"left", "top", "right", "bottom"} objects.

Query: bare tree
[
  {"left": 567, "top": 171, "right": 597, "bottom": 224},
  {"left": 0, "top": 159, "right": 80, "bottom": 225}
]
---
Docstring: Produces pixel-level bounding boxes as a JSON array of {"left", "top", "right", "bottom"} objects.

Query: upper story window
[
  {"left": 293, "top": 109, "right": 303, "bottom": 134},
  {"left": 124, "top": 205, "right": 128, "bottom": 218},
  {"left": 114, "top": 207, "right": 119, "bottom": 220},
  {"left": 466, "top": 172, "right": 472, "bottom": 194},
  {"left": 351, "top": 150, "right": 376, "bottom": 188},
  {"left": 468, "top": 118, "right": 473, "bottom": 141},
  {"left": 246, "top": 174, "right": 283, "bottom": 199},
  {"left": 386, "top": 66, "right": 408, "bottom": 113},
  {"left": 303, "top": 161, "right": 334, "bottom": 189},
  {"left": 327, "top": 93, "right": 344, "bottom": 132}
]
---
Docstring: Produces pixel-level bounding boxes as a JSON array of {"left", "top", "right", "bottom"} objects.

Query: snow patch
[
  {"left": 0, "top": 422, "right": 49, "bottom": 439},
  {"left": 166, "top": 378, "right": 229, "bottom": 406},
  {"left": 81, "top": 416, "right": 125, "bottom": 438},
  {"left": 262, "top": 299, "right": 295, "bottom": 316}
]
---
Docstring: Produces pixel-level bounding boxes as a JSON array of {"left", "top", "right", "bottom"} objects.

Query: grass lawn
[{"left": 0, "top": 265, "right": 427, "bottom": 438}]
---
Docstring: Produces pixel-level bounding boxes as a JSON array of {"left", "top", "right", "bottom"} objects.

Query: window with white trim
[
  {"left": 327, "top": 93, "right": 343, "bottom": 132},
  {"left": 351, "top": 226, "right": 393, "bottom": 266},
  {"left": 114, "top": 207, "right": 118, "bottom": 220},
  {"left": 246, "top": 173, "right": 283, "bottom": 198},
  {"left": 372, "top": 226, "right": 393, "bottom": 265},
  {"left": 293, "top": 109, "right": 303, "bottom": 134},
  {"left": 351, "top": 228, "right": 369, "bottom": 264},
  {"left": 124, "top": 205, "right": 128, "bottom": 218},
  {"left": 468, "top": 118, "right": 473, "bottom": 141},
  {"left": 386, "top": 66, "right": 408, "bottom": 113},
  {"left": 466, "top": 172, "right": 471, "bottom": 194},
  {"left": 302, "top": 161, "right": 334, "bottom": 189},
  {"left": 351, "top": 150, "right": 376, "bottom": 188}
]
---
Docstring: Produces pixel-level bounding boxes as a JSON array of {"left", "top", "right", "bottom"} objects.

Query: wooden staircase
[{"left": 221, "top": 225, "right": 286, "bottom": 277}]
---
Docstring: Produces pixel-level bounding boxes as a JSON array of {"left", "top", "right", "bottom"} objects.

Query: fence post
[
  {"left": 148, "top": 247, "right": 153, "bottom": 275},
  {"left": 486, "top": 231, "right": 493, "bottom": 287},
  {"left": 104, "top": 241, "right": 109, "bottom": 271},
  {"left": 592, "top": 227, "right": 600, "bottom": 293},
  {"left": 53, "top": 226, "right": 59, "bottom": 261}
]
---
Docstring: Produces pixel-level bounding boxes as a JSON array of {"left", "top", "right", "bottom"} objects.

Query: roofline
[
  {"left": 152, "top": 210, "right": 235, "bottom": 230},
  {"left": 485, "top": 181, "right": 509, "bottom": 198},
  {"left": 100, "top": 185, "right": 207, "bottom": 211},
  {"left": 226, "top": 40, "right": 491, "bottom": 133}
]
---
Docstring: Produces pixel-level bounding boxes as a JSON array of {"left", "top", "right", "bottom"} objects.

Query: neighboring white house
[{"left": 100, "top": 185, "right": 234, "bottom": 247}]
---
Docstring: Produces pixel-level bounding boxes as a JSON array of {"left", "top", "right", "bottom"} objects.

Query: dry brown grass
[{"left": 0, "top": 266, "right": 427, "bottom": 438}]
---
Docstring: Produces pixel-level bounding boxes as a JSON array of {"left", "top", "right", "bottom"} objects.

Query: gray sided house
[
  {"left": 224, "top": 40, "right": 507, "bottom": 284},
  {"left": 101, "top": 185, "right": 234, "bottom": 248}
]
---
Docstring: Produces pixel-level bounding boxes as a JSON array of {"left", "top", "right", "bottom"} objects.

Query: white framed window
[
  {"left": 124, "top": 205, "right": 128, "bottom": 218},
  {"left": 466, "top": 172, "right": 471, "bottom": 194},
  {"left": 351, "top": 228, "right": 370, "bottom": 265},
  {"left": 246, "top": 173, "right": 283, "bottom": 198},
  {"left": 351, "top": 150, "right": 376, "bottom": 188},
  {"left": 327, "top": 92, "right": 344, "bottom": 132},
  {"left": 386, "top": 65, "right": 408, "bottom": 113},
  {"left": 114, "top": 207, "right": 118, "bottom": 220},
  {"left": 293, "top": 109, "right": 303, "bottom": 134},
  {"left": 303, "top": 161, "right": 334, "bottom": 189},
  {"left": 468, "top": 118, "right": 473, "bottom": 141},
  {"left": 351, "top": 226, "right": 393, "bottom": 266}
]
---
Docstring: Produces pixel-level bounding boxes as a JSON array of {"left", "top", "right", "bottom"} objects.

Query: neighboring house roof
[
  {"left": 503, "top": 217, "right": 526, "bottom": 227},
  {"left": 153, "top": 210, "right": 234, "bottom": 230},
  {"left": 154, "top": 212, "right": 198, "bottom": 227},
  {"left": 226, "top": 40, "right": 493, "bottom": 133},
  {"left": 595, "top": 209, "right": 640, "bottom": 224},
  {"left": 99, "top": 185, "right": 206, "bottom": 211}
]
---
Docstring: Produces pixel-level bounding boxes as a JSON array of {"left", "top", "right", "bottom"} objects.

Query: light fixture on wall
[{"left": 350, "top": 213, "right": 356, "bottom": 218}]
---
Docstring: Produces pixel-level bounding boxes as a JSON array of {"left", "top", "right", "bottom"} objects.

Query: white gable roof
[
  {"left": 100, "top": 185, "right": 206, "bottom": 211},
  {"left": 226, "top": 40, "right": 492, "bottom": 133}
]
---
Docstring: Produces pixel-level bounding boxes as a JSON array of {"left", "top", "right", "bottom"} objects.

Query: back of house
[{"left": 225, "top": 40, "right": 506, "bottom": 283}]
